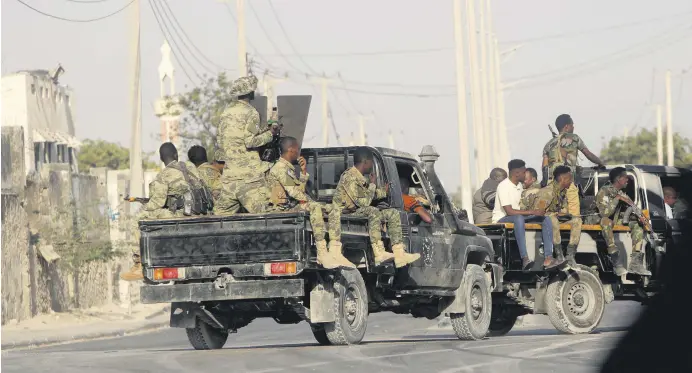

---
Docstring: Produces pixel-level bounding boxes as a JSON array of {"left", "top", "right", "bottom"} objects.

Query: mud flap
[
  {"left": 309, "top": 284, "right": 335, "bottom": 323},
  {"left": 533, "top": 280, "right": 549, "bottom": 315},
  {"left": 170, "top": 302, "right": 226, "bottom": 329}
]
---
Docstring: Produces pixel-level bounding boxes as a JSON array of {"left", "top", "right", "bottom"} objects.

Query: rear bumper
[{"left": 140, "top": 278, "right": 305, "bottom": 304}]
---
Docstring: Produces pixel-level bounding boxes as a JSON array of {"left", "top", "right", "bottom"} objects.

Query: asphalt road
[{"left": 2, "top": 301, "right": 643, "bottom": 373}]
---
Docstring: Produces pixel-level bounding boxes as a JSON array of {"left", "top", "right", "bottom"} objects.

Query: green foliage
[
  {"left": 171, "top": 72, "right": 236, "bottom": 162},
  {"left": 77, "top": 139, "right": 159, "bottom": 172},
  {"left": 600, "top": 129, "right": 692, "bottom": 167}
]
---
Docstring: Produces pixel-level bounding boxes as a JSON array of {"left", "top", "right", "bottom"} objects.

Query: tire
[
  {"left": 310, "top": 323, "right": 332, "bottom": 346},
  {"left": 186, "top": 317, "right": 229, "bottom": 350},
  {"left": 324, "top": 269, "right": 368, "bottom": 345},
  {"left": 487, "top": 306, "right": 519, "bottom": 337},
  {"left": 450, "top": 264, "right": 492, "bottom": 340},
  {"left": 546, "top": 268, "right": 605, "bottom": 334}
]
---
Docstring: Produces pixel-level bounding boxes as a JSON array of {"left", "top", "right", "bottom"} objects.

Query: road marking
[{"left": 534, "top": 347, "right": 605, "bottom": 359}]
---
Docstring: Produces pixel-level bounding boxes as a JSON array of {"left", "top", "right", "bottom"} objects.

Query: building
[{"left": 1, "top": 67, "right": 80, "bottom": 175}]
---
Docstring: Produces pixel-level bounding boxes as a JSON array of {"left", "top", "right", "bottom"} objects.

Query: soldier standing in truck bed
[
  {"left": 215, "top": 75, "right": 280, "bottom": 215},
  {"left": 121, "top": 142, "right": 203, "bottom": 281}
]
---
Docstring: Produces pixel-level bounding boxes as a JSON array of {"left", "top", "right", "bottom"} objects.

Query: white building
[{"left": 1, "top": 67, "right": 80, "bottom": 175}]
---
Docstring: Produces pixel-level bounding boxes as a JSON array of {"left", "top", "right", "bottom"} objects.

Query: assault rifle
[
  {"left": 548, "top": 124, "right": 558, "bottom": 138},
  {"left": 622, "top": 204, "right": 663, "bottom": 252},
  {"left": 258, "top": 106, "right": 283, "bottom": 162},
  {"left": 124, "top": 195, "right": 149, "bottom": 204}
]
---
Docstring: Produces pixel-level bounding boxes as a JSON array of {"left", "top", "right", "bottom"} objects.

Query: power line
[
  {"left": 265, "top": 0, "right": 321, "bottom": 76},
  {"left": 221, "top": 1, "right": 280, "bottom": 74},
  {"left": 16, "top": 0, "right": 133, "bottom": 22},
  {"left": 64, "top": 0, "right": 114, "bottom": 3}
]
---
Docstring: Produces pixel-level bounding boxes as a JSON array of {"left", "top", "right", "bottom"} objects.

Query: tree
[
  {"left": 600, "top": 129, "right": 692, "bottom": 167},
  {"left": 77, "top": 139, "right": 158, "bottom": 172},
  {"left": 170, "top": 72, "right": 236, "bottom": 162}
]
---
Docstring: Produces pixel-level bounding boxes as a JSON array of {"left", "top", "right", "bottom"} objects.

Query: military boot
[
  {"left": 392, "top": 243, "right": 421, "bottom": 268},
  {"left": 628, "top": 251, "right": 652, "bottom": 276},
  {"left": 608, "top": 251, "right": 627, "bottom": 276},
  {"left": 565, "top": 244, "right": 578, "bottom": 268},
  {"left": 554, "top": 245, "right": 566, "bottom": 263},
  {"left": 120, "top": 254, "right": 144, "bottom": 281},
  {"left": 371, "top": 241, "right": 395, "bottom": 266},
  {"left": 328, "top": 241, "right": 356, "bottom": 269},
  {"left": 315, "top": 240, "right": 339, "bottom": 269}
]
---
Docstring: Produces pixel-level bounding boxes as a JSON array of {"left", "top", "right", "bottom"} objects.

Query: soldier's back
[
  {"left": 543, "top": 132, "right": 586, "bottom": 173},
  {"left": 218, "top": 101, "right": 267, "bottom": 180}
]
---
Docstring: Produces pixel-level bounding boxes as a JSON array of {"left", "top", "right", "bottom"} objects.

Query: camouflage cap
[{"left": 230, "top": 75, "right": 258, "bottom": 96}]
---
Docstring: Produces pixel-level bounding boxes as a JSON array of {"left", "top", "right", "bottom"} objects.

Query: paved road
[{"left": 2, "top": 302, "right": 643, "bottom": 373}]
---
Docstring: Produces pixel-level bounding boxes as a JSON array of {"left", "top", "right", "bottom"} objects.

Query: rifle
[
  {"left": 548, "top": 124, "right": 558, "bottom": 138},
  {"left": 622, "top": 204, "right": 663, "bottom": 252},
  {"left": 259, "top": 107, "right": 284, "bottom": 162},
  {"left": 124, "top": 195, "right": 149, "bottom": 204}
]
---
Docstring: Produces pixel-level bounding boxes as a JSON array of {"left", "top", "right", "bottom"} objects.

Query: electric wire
[{"left": 16, "top": 0, "right": 133, "bottom": 22}]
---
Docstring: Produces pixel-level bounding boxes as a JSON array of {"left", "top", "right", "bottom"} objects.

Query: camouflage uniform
[
  {"left": 329, "top": 167, "right": 419, "bottom": 268},
  {"left": 121, "top": 161, "right": 201, "bottom": 281},
  {"left": 197, "top": 162, "right": 222, "bottom": 199},
  {"left": 215, "top": 75, "right": 275, "bottom": 215},
  {"left": 532, "top": 182, "right": 583, "bottom": 264},
  {"left": 268, "top": 158, "right": 345, "bottom": 269},
  {"left": 519, "top": 183, "right": 541, "bottom": 211},
  {"left": 542, "top": 133, "right": 585, "bottom": 217}
]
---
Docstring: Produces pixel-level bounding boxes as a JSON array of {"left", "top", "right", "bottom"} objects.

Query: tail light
[
  {"left": 264, "top": 262, "right": 297, "bottom": 276},
  {"left": 153, "top": 267, "right": 186, "bottom": 280},
  {"left": 642, "top": 209, "right": 650, "bottom": 219}
]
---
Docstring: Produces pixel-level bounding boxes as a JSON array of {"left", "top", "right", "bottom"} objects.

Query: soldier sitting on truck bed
[
  {"left": 187, "top": 145, "right": 224, "bottom": 200},
  {"left": 329, "top": 148, "right": 421, "bottom": 268},
  {"left": 267, "top": 136, "right": 349, "bottom": 270},
  {"left": 596, "top": 167, "right": 651, "bottom": 276},
  {"left": 519, "top": 167, "right": 540, "bottom": 211},
  {"left": 472, "top": 168, "right": 507, "bottom": 224},
  {"left": 121, "top": 142, "right": 206, "bottom": 281}
]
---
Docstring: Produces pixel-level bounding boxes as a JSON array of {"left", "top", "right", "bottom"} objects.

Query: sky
[{"left": 2, "top": 0, "right": 691, "bottom": 191}]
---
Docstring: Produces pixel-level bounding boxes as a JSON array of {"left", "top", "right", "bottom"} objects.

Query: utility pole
[
  {"left": 478, "top": 0, "right": 492, "bottom": 171},
  {"left": 237, "top": 0, "right": 247, "bottom": 76},
  {"left": 656, "top": 104, "right": 663, "bottom": 165},
  {"left": 388, "top": 130, "right": 395, "bottom": 149},
  {"left": 453, "top": 0, "right": 474, "bottom": 222},
  {"left": 494, "top": 36, "right": 509, "bottom": 166},
  {"left": 357, "top": 114, "right": 373, "bottom": 145},
  {"left": 466, "top": 0, "right": 486, "bottom": 186},
  {"left": 665, "top": 70, "right": 674, "bottom": 166},
  {"left": 128, "top": 0, "right": 143, "bottom": 210},
  {"left": 262, "top": 73, "right": 285, "bottom": 118},
  {"left": 486, "top": 0, "right": 499, "bottom": 168},
  {"left": 349, "top": 132, "right": 355, "bottom": 146},
  {"left": 311, "top": 76, "right": 333, "bottom": 147}
]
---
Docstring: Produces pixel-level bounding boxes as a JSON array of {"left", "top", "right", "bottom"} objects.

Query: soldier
[
  {"left": 215, "top": 75, "right": 280, "bottom": 215},
  {"left": 530, "top": 165, "right": 583, "bottom": 267},
  {"left": 187, "top": 145, "right": 224, "bottom": 200},
  {"left": 519, "top": 167, "right": 540, "bottom": 211},
  {"left": 541, "top": 114, "right": 605, "bottom": 218},
  {"left": 121, "top": 142, "right": 203, "bottom": 281},
  {"left": 329, "top": 148, "right": 420, "bottom": 268},
  {"left": 267, "top": 137, "right": 347, "bottom": 269},
  {"left": 596, "top": 167, "right": 651, "bottom": 276}
]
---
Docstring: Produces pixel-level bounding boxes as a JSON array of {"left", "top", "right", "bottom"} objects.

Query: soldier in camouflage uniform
[
  {"left": 519, "top": 168, "right": 541, "bottom": 211},
  {"left": 187, "top": 145, "right": 224, "bottom": 201},
  {"left": 328, "top": 148, "right": 420, "bottom": 268},
  {"left": 595, "top": 167, "right": 651, "bottom": 276},
  {"left": 215, "top": 75, "right": 280, "bottom": 215},
  {"left": 541, "top": 114, "right": 605, "bottom": 217},
  {"left": 267, "top": 137, "right": 348, "bottom": 270},
  {"left": 121, "top": 143, "right": 203, "bottom": 281}
]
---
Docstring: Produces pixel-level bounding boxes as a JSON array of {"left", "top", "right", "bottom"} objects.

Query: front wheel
[
  {"left": 487, "top": 306, "right": 520, "bottom": 337},
  {"left": 450, "top": 264, "right": 492, "bottom": 340},
  {"left": 546, "top": 268, "right": 605, "bottom": 334},
  {"left": 309, "top": 323, "right": 332, "bottom": 346},
  {"left": 323, "top": 269, "right": 368, "bottom": 345},
  {"left": 186, "top": 317, "right": 229, "bottom": 350}
]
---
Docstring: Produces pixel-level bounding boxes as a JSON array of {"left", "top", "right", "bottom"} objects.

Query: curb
[{"left": 2, "top": 310, "right": 170, "bottom": 351}]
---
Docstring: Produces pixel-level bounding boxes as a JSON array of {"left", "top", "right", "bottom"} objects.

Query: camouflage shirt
[
  {"left": 217, "top": 100, "right": 273, "bottom": 181},
  {"left": 268, "top": 157, "right": 311, "bottom": 207},
  {"left": 542, "top": 132, "right": 587, "bottom": 180},
  {"left": 536, "top": 182, "right": 568, "bottom": 213},
  {"left": 197, "top": 162, "right": 221, "bottom": 196},
  {"left": 596, "top": 184, "right": 627, "bottom": 218},
  {"left": 519, "top": 183, "right": 541, "bottom": 210},
  {"left": 333, "top": 167, "right": 387, "bottom": 211},
  {"left": 144, "top": 161, "right": 201, "bottom": 212}
]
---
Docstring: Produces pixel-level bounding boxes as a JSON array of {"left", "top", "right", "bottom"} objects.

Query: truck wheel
[
  {"left": 450, "top": 264, "right": 492, "bottom": 340},
  {"left": 324, "top": 269, "right": 368, "bottom": 345},
  {"left": 309, "top": 324, "right": 332, "bottom": 346},
  {"left": 546, "top": 269, "right": 605, "bottom": 334},
  {"left": 186, "top": 317, "right": 228, "bottom": 350},
  {"left": 487, "top": 306, "right": 519, "bottom": 337}
]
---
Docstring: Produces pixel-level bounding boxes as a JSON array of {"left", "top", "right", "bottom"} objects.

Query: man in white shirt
[{"left": 493, "top": 159, "right": 564, "bottom": 270}]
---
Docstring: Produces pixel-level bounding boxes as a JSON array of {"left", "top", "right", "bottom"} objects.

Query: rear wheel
[
  {"left": 450, "top": 264, "right": 492, "bottom": 340},
  {"left": 186, "top": 317, "right": 228, "bottom": 350},
  {"left": 310, "top": 324, "right": 332, "bottom": 346},
  {"left": 546, "top": 268, "right": 605, "bottom": 334},
  {"left": 324, "top": 269, "right": 368, "bottom": 345}
]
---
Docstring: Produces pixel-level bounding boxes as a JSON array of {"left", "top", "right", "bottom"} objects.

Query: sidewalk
[{"left": 1, "top": 303, "right": 170, "bottom": 350}]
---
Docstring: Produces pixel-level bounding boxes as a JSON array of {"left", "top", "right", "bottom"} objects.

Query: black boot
[
  {"left": 628, "top": 251, "right": 652, "bottom": 276},
  {"left": 565, "top": 245, "right": 578, "bottom": 268},
  {"left": 554, "top": 245, "right": 565, "bottom": 263},
  {"left": 609, "top": 252, "right": 627, "bottom": 276}
]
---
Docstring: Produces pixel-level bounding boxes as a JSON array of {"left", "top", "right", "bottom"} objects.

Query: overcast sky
[{"left": 3, "top": 0, "right": 691, "bottom": 189}]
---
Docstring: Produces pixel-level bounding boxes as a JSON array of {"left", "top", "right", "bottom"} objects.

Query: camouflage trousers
[
  {"left": 272, "top": 202, "right": 328, "bottom": 242},
  {"left": 129, "top": 209, "right": 183, "bottom": 255},
  {"left": 215, "top": 176, "right": 273, "bottom": 215},
  {"left": 328, "top": 206, "right": 403, "bottom": 245},
  {"left": 566, "top": 182, "right": 580, "bottom": 217},
  {"left": 600, "top": 216, "right": 644, "bottom": 254},
  {"left": 548, "top": 213, "right": 582, "bottom": 247}
]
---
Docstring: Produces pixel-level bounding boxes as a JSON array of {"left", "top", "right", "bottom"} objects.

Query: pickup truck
[
  {"left": 138, "top": 145, "right": 503, "bottom": 349},
  {"left": 477, "top": 164, "right": 690, "bottom": 337}
]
